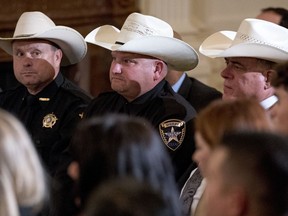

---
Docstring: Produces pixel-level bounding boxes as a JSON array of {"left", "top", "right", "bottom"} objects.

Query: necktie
[{"left": 180, "top": 168, "right": 203, "bottom": 216}]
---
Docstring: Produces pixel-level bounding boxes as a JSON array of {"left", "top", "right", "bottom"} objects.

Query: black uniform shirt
[
  {"left": 85, "top": 79, "right": 197, "bottom": 181},
  {"left": 0, "top": 73, "right": 92, "bottom": 175}
]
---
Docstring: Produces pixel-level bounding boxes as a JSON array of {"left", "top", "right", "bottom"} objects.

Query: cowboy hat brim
[
  {"left": 0, "top": 26, "right": 87, "bottom": 66},
  {"left": 85, "top": 25, "right": 198, "bottom": 71},
  {"left": 116, "top": 36, "right": 199, "bottom": 71},
  {"left": 85, "top": 25, "right": 121, "bottom": 50},
  {"left": 199, "top": 30, "right": 288, "bottom": 64}
]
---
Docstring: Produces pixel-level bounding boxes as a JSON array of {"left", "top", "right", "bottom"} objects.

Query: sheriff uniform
[
  {"left": 85, "top": 79, "right": 196, "bottom": 182},
  {"left": 84, "top": 12, "right": 200, "bottom": 185},
  {"left": 0, "top": 73, "right": 91, "bottom": 176}
]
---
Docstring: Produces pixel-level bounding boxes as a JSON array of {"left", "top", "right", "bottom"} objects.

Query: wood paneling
[{"left": 0, "top": 0, "right": 139, "bottom": 96}]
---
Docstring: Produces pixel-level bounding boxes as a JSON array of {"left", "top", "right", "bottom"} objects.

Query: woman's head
[
  {"left": 70, "top": 114, "right": 180, "bottom": 214},
  {"left": 193, "top": 98, "right": 272, "bottom": 176},
  {"left": 0, "top": 109, "right": 47, "bottom": 216}
]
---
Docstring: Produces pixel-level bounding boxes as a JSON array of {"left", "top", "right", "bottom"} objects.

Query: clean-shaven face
[
  {"left": 12, "top": 39, "right": 62, "bottom": 94},
  {"left": 109, "top": 51, "right": 164, "bottom": 101},
  {"left": 220, "top": 57, "right": 268, "bottom": 101}
]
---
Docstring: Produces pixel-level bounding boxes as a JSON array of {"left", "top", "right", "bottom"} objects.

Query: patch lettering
[{"left": 159, "top": 119, "right": 186, "bottom": 151}]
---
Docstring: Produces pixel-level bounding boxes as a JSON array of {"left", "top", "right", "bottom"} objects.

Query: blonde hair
[
  {"left": 0, "top": 110, "right": 47, "bottom": 216},
  {"left": 195, "top": 98, "right": 272, "bottom": 149}
]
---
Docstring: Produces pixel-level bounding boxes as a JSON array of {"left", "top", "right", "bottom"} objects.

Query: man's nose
[
  {"left": 220, "top": 66, "right": 233, "bottom": 79},
  {"left": 110, "top": 61, "right": 122, "bottom": 74}
]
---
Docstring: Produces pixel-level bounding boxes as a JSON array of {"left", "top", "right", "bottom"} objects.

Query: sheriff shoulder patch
[{"left": 159, "top": 119, "right": 186, "bottom": 151}]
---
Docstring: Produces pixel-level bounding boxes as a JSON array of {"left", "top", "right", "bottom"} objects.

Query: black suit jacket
[
  {"left": 176, "top": 75, "right": 222, "bottom": 189},
  {"left": 178, "top": 74, "right": 222, "bottom": 112}
]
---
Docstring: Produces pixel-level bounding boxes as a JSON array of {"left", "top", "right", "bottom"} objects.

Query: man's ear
[
  {"left": 55, "top": 48, "right": 63, "bottom": 62},
  {"left": 68, "top": 161, "right": 79, "bottom": 180},
  {"left": 264, "top": 69, "right": 275, "bottom": 89},
  {"left": 153, "top": 60, "right": 167, "bottom": 81}
]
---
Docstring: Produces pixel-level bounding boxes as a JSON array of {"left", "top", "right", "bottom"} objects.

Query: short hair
[
  {"left": 271, "top": 62, "right": 288, "bottom": 91},
  {"left": 256, "top": 58, "right": 276, "bottom": 70},
  {"left": 219, "top": 131, "right": 288, "bottom": 216},
  {"left": 85, "top": 177, "right": 173, "bottom": 216},
  {"left": 261, "top": 7, "right": 288, "bottom": 28}
]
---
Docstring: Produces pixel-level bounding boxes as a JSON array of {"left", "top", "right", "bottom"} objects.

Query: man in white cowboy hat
[
  {"left": 199, "top": 18, "right": 288, "bottom": 110},
  {"left": 0, "top": 11, "right": 91, "bottom": 214},
  {"left": 84, "top": 12, "right": 198, "bottom": 185}
]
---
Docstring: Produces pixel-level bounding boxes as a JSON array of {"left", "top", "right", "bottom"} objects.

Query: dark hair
[
  {"left": 220, "top": 131, "right": 288, "bottom": 216},
  {"left": 85, "top": 177, "right": 173, "bottom": 216},
  {"left": 261, "top": 7, "right": 288, "bottom": 28},
  {"left": 271, "top": 62, "right": 288, "bottom": 91},
  {"left": 70, "top": 114, "right": 180, "bottom": 215}
]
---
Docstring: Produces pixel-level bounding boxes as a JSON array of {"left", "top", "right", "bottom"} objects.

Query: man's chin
[{"left": 222, "top": 94, "right": 237, "bottom": 100}]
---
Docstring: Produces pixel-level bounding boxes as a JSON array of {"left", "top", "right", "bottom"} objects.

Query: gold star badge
[{"left": 42, "top": 113, "right": 58, "bottom": 128}]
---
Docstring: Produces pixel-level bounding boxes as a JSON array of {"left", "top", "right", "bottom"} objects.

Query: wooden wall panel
[{"left": 0, "top": 0, "right": 139, "bottom": 96}]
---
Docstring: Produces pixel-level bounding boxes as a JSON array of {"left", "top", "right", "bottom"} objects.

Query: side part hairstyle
[
  {"left": 219, "top": 131, "right": 288, "bottom": 216},
  {"left": 0, "top": 109, "right": 47, "bottom": 216}
]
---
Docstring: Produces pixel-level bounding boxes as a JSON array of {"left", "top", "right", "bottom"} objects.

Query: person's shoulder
[
  {"left": 163, "top": 82, "right": 194, "bottom": 106},
  {"left": 60, "top": 79, "right": 92, "bottom": 102},
  {"left": 161, "top": 82, "right": 197, "bottom": 117},
  {"left": 84, "top": 91, "right": 120, "bottom": 118},
  {"left": 188, "top": 77, "right": 222, "bottom": 95},
  {"left": 87, "top": 91, "right": 120, "bottom": 110},
  {"left": 0, "top": 85, "right": 25, "bottom": 98}
]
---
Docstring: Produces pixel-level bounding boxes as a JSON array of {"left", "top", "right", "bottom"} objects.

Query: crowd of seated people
[{"left": 1, "top": 7, "right": 288, "bottom": 216}]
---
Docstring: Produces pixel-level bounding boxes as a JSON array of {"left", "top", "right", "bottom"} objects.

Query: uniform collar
[{"left": 23, "top": 73, "right": 64, "bottom": 107}]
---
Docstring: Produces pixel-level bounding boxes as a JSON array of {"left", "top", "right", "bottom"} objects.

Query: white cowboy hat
[
  {"left": 85, "top": 12, "right": 198, "bottom": 71},
  {"left": 199, "top": 18, "right": 288, "bottom": 64},
  {"left": 0, "top": 11, "right": 87, "bottom": 66}
]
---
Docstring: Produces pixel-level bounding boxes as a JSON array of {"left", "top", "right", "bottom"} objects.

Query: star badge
[
  {"left": 159, "top": 119, "right": 186, "bottom": 151},
  {"left": 42, "top": 113, "right": 58, "bottom": 128}
]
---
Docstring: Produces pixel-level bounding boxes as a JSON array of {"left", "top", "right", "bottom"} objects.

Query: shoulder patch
[{"left": 159, "top": 119, "right": 186, "bottom": 151}]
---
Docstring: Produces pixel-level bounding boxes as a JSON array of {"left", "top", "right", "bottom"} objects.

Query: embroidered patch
[
  {"left": 42, "top": 113, "right": 58, "bottom": 128},
  {"left": 159, "top": 119, "right": 186, "bottom": 151}
]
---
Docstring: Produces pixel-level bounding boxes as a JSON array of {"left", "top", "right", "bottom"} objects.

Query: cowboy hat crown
[
  {"left": 199, "top": 18, "right": 288, "bottom": 64},
  {"left": 85, "top": 12, "right": 199, "bottom": 71},
  {"left": 0, "top": 11, "right": 87, "bottom": 66}
]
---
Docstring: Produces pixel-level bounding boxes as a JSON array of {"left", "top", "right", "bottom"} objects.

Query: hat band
[
  {"left": 115, "top": 41, "right": 124, "bottom": 45},
  {"left": 14, "top": 34, "right": 35, "bottom": 38}
]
